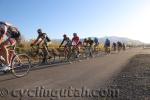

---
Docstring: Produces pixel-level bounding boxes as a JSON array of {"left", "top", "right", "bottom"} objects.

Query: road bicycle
[
  {"left": 58, "top": 46, "right": 72, "bottom": 60},
  {"left": 0, "top": 45, "right": 31, "bottom": 77},
  {"left": 29, "top": 45, "right": 53, "bottom": 65},
  {"left": 67, "top": 45, "right": 81, "bottom": 61},
  {"left": 82, "top": 46, "right": 93, "bottom": 58},
  {"left": 104, "top": 46, "right": 111, "bottom": 54}
]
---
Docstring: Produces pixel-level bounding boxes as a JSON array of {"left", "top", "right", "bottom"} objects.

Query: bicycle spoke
[{"left": 11, "top": 54, "right": 31, "bottom": 77}]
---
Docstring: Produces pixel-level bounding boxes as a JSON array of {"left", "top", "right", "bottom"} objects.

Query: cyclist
[
  {"left": 72, "top": 33, "right": 81, "bottom": 57},
  {"left": 112, "top": 42, "right": 117, "bottom": 51},
  {"left": 59, "top": 34, "right": 72, "bottom": 58},
  {"left": 104, "top": 38, "right": 110, "bottom": 54},
  {"left": 31, "top": 28, "right": 51, "bottom": 63},
  {"left": 87, "top": 37, "right": 94, "bottom": 57},
  {"left": 122, "top": 43, "right": 126, "bottom": 51},
  {"left": 117, "top": 41, "right": 122, "bottom": 52},
  {"left": 87, "top": 37, "right": 94, "bottom": 47},
  {"left": 93, "top": 37, "right": 99, "bottom": 51},
  {"left": 59, "top": 34, "right": 72, "bottom": 48},
  {"left": 83, "top": 38, "right": 88, "bottom": 46},
  {"left": 0, "top": 21, "right": 21, "bottom": 71}
]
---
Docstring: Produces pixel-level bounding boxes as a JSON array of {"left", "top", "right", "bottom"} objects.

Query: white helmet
[{"left": 0, "top": 21, "right": 13, "bottom": 26}]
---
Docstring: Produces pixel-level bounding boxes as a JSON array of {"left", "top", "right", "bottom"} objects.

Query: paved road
[{"left": 0, "top": 48, "right": 149, "bottom": 100}]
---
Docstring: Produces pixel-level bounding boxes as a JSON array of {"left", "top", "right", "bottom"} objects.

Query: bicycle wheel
[
  {"left": 83, "top": 47, "right": 89, "bottom": 58},
  {"left": 11, "top": 54, "right": 31, "bottom": 77},
  {"left": 67, "top": 49, "right": 78, "bottom": 61},
  {"left": 29, "top": 47, "right": 43, "bottom": 66}
]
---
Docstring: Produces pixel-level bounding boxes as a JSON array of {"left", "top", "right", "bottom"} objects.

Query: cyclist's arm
[
  {"left": 38, "top": 37, "right": 46, "bottom": 45},
  {"left": 59, "top": 39, "right": 65, "bottom": 47},
  {"left": 31, "top": 35, "right": 41, "bottom": 46},
  {"left": 33, "top": 33, "right": 48, "bottom": 45}
]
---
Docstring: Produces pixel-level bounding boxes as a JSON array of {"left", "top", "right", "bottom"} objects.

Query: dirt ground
[
  {"left": 1, "top": 48, "right": 150, "bottom": 100},
  {"left": 100, "top": 54, "right": 150, "bottom": 100}
]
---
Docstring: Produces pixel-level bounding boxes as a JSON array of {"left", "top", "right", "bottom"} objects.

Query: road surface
[{"left": 0, "top": 48, "right": 149, "bottom": 100}]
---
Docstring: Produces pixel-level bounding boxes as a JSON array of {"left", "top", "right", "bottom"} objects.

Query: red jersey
[{"left": 72, "top": 36, "right": 80, "bottom": 45}]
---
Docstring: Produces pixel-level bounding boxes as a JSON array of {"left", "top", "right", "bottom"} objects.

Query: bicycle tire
[{"left": 11, "top": 54, "right": 31, "bottom": 77}]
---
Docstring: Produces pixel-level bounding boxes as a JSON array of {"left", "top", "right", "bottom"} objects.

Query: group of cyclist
[
  {"left": 0, "top": 21, "right": 126, "bottom": 71},
  {"left": 112, "top": 41, "right": 126, "bottom": 52},
  {"left": 104, "top": 38, "right": 126, "bottom": 54}
]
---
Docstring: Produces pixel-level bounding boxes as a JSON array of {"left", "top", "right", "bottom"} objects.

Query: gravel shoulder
[{"left": 100, "top": 54, "right": 150, "bottom": 100}]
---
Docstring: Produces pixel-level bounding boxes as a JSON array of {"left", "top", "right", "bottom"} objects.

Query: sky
[{"left": 1, "top": 0, "right": 150, "bottom": 43}]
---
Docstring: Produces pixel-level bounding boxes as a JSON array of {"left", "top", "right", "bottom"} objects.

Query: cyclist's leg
[
  {"left": 44, "top": 42, "right": 51, "bottom": 57},
  {"left": 64, "top": 46, "right": 68, "bottom": 58},
  {"left": 104, "top": 46, "right": 107, "bottom": 53},
  {"left": 109, "top": 46, "right": 111, "bottom": 53},
  {"left": 114, "top": 46, "right": 116, "bottom": 51},
  {"left": 74, "top": 45, "right": 79, "bottom": 58},
  {"left": 106, "top": 46, "right": 108, "bottom": 53},
  {"left": 76, "top": 45, "right": 81, "bottom": 58},
  {"left": 63, "top": 46, "right": 66, "bottom": 58},
  {"left": 41, "top": 44, "right": 48, "bottom": 63},
  {"left": 89, "top": 46, "right": 93, "bottom": 57},
  {"left": 0, "top": 35, "right": 4, "bottom": 45},
  {"left": 7, "top": 39, "right": 16, "bottom": 65},
  {"left": 106, "top": 46, "right": 109, "bottom": 54},
  {"left": 1, "top": 38, "right": 16, "bottom": 65},
  {"left": 93, "top": 45, "right": 95, "bottom": 52}
]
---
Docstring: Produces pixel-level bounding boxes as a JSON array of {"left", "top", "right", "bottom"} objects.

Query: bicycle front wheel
[{"left": 11, "top": 54, "right": 31, "bottom": 77}]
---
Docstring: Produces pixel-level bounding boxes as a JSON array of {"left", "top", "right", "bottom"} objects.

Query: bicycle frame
[
  {"left": 61, "top": 46, "right": 71, "bottom": 58},
  {"left": 0, "top": 45, "right": 16, "bottom": 67},
  {"left": 31, "top": 45, "right": 49, "bottom": 55},
  {"left": 66, "top": 45, "right": 80, "bottom": 60}
]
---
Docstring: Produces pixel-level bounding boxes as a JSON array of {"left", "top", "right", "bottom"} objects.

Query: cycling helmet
[
  {"left": 0, "top": 21, "right": 12, "bottom": 26},
  {"left": 73, "top": 33, "right": 77, "bottom": 36},
  {"left": 94, "top": 37, "right": 97, "bottom": 40},
  {"left": 88, "top": 37, "right": 91, "bottom": 40},
  {"left": 12, "top": 31, "right": 21, "bottom": 39},
  {"left": 7, "top": 26, "right": 17, "bottom": 34},
  {"left": 63, "top": 34, "right": 67, "bottom": 37},
  {"left": 106, "top": 38, "right": 109, "bottom": 41},
  {"left": 8, "top": 27, "right": 21, "bottom": 39},
  {"left": 37, "top": 28, "right": 42, "bottom": 33},
  {"left": 84, "top": 38, "right": 87, "bottom": 41}
]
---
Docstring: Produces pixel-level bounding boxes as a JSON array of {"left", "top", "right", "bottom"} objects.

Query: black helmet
[
  {"left": 37, "top": 28, "right": 42, "bottom": 33},
  {"left": 88, "top": 37, "right": 91, "bottom": 40},
  {"left": 11, "top": 30, "right": 21, "bottom": 39},
  {"left": 63, "top": 34, "right": 67, "bottom": 37}
]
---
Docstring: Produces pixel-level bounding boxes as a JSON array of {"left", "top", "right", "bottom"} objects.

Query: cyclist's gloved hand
[
  {"left": 37, "top": 44, "right": 40, "bottom": 47},
  {"left": 30, "top": 43, "right": 34, "bottom": 46}
]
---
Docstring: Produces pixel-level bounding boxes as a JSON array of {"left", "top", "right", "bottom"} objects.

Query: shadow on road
[
  {"left": 0, "top": 52, "right": 118, "bottom": 82},
  {"left": 0, "top": 76, "right": 18, "bottom": 83},
  {"left": 0, "top": 61, "right": 71, "bottom": 82}
]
